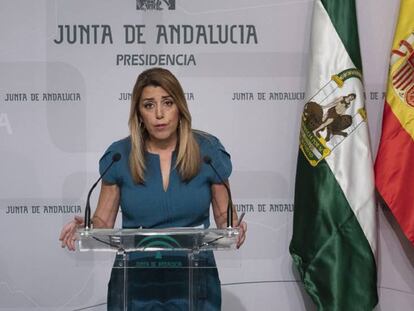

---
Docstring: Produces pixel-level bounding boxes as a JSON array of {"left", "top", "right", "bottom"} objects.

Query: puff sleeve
[
  {"left": 203, "top": 135, "right": 232, "bottom": 184},
  {"left": 99, "top": 147, "right": 121, "bottom": 185}
]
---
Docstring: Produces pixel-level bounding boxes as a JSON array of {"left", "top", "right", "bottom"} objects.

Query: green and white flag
[{"left": 289, "top": 0, "right": 378, "bottom": 310}]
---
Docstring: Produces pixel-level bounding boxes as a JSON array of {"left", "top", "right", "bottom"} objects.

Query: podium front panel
[{"left": 75, "top": 227, "right": 239, "bottom": 310}]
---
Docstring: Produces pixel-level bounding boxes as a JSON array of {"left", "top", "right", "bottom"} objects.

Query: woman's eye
[
  {"left": 164, "top": 100, "right": 174, "bottom": 107},
  {"left": 143, "top": 102, "right": 154, "bottom": 109}
]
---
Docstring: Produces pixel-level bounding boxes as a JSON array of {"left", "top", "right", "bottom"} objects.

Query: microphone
[
  {"left": 84, "top": 152, "right": 121, "bottom": 229},
  {"left": 203, "top": 155, "right": 233, "bottom": 228}
]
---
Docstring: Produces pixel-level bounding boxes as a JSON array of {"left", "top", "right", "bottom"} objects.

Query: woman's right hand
[{"left": 59, "top": 215, "right": 84, "bottom": 251}]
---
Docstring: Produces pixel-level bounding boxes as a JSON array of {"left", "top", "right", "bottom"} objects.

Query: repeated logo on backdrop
[{"left": 136, "top": 0, "right": 176, "bottom": 11}]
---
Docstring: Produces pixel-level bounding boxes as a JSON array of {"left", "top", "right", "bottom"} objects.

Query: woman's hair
[
  {"left": 344, "top": 93, "right": 356, "bottom": 107},
  {"left": 128, "top": 67, "right": 200, "bottom": 184},
  {"left": 347, "top": 93, "right": 356, "bottom": 100}
]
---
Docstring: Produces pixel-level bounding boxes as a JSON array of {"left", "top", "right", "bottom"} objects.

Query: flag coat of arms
[
  {"left": 375, "top": 0, "right": 414, "bottom": 245},
  {"left": 289, "top": 0, "right": 378, "bottom": 310}
]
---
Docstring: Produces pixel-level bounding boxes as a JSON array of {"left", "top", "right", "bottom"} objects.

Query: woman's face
[
  {"left": 345, "top": 94, "right": 356, "bottom": 103},
  {"left": 138, "top": 85, "right": 180, "bottom": 145}
]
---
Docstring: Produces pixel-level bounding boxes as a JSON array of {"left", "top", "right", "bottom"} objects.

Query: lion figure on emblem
[{"left": 303, "top": 93, "right": 356, "bottom": 142}]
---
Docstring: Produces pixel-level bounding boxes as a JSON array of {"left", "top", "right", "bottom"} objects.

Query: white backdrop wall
[{"left": 1, "top": 0, "right": 413, "bottom": 310}]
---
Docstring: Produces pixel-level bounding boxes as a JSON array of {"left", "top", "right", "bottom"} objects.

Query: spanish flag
[
  {"left": 290, "top": 0, "right": 378, "bottom": 310},
  {"left": 375, "top": 0, "right": 414, "bottom": 245}
]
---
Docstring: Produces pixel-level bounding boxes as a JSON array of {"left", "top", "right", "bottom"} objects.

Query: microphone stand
[
  {"left": 203, "top": 156, "right": 233, "bottom": 228},
  {"left": 84, "top": 153, "right": 121, "bottom": 230}
]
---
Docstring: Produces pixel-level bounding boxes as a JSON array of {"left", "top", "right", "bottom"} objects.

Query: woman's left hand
[{"left": 236, "top": 221, "right": 247, "bottom": 249}]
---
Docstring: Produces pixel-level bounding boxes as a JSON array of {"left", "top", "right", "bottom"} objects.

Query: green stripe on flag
[
  {"left": 290, "top": 153, "right": 377, "bottom": 310},
  {"left": 321, "top": 0, "right": 362, "bottom": 70}
]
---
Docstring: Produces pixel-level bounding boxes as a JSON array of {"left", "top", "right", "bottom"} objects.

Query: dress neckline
[{"left": 145, "top": 149, "right": 176, "bottom": 157}]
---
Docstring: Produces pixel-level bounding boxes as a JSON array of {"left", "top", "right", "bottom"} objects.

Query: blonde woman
[{"left": 59, "top": 67, "right": 246, "bottom": 310}]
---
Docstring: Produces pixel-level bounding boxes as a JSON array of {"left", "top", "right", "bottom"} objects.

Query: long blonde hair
[{"left": 128, "top": 67, "right": 200, "bottom": 184}]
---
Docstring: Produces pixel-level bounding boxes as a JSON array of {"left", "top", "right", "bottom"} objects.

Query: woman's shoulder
[
  {"left": 192, "top": 130, "right": 230, "bottom": 157},
  {"left": 193, "top": 130, "right": 222, "bottom": 148},
  {"left": 193, "top": 130, "right": 232, "bottom": 179},
  {"left": 109, "top": 136, "right": 131, "bottom": 148},
  {"left": 103, "top": 136, "right": 131, "bottom": 156}
]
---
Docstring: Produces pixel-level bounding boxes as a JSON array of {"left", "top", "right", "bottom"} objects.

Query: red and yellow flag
[{"left": 375, "top": 0, "right": 414, "bottom": 245}]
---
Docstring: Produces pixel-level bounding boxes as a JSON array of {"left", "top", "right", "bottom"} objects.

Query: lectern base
[{"left": 107, "top": 251, "right": 221, "bottom": 311}]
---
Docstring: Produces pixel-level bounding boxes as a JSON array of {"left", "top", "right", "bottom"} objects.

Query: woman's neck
[{"left": 146, "top": 136, "right": 177, "bottom": 154}]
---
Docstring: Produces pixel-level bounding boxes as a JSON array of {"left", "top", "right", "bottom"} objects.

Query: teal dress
[{"left": 99, "top": 132, "right": 232, "bottom": 311}]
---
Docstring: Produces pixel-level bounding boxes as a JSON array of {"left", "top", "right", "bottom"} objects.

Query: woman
[{"left": 59, "top": 67, "right": 247, "bottom": 310}]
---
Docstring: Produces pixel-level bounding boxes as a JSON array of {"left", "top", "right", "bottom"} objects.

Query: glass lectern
[{"left": 77, "top": 227, "right": 239, "bottom": 310}]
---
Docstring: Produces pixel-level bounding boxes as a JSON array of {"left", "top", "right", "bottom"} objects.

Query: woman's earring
[{"left": 139, "top": 119, "right": 145, "bottom": 130}]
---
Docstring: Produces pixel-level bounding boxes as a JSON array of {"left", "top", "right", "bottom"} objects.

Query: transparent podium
[{"left": 77, "top": 227, "right": 239, "bottom": 311}]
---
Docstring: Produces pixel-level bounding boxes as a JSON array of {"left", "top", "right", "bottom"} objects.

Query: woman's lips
[{"left": 154, "top": 124, "right": 167, "bottom": 130}]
